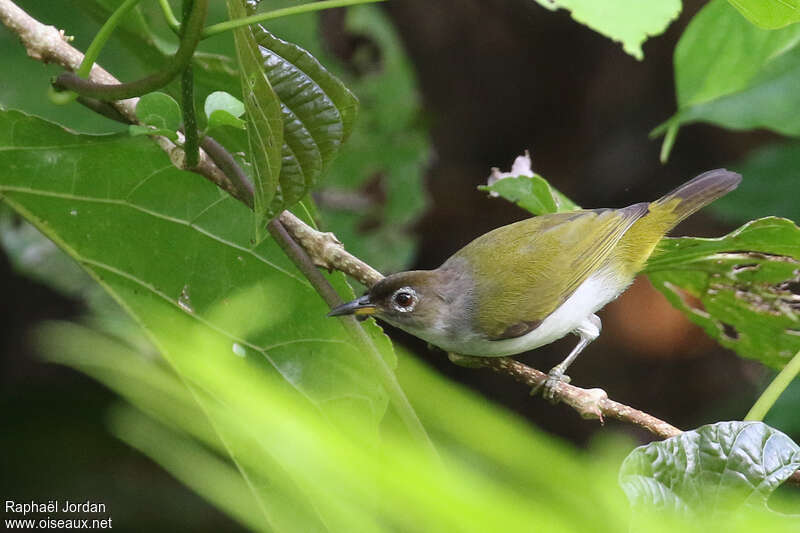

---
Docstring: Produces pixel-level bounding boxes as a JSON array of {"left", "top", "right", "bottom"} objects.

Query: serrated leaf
[
  {"left": 534, "top": 0, "right": 682, "bottom": 60},
  {"left": 729, "top": 0, "right": 800, "bottom": 29},
  {"left": 480, "top": 175, "right": 580, "bottom": 215},
  {"left": 253, "top": 25, "right": 359, "bottom": 213},
  {"left": 619, "top": 421, "right": 800, "bottom": 515},
  {"left": 227, "top": 0, "right": 284, "bottom": 232},
  {"left": 645, "top": 217, "right": 800, "bottom": 369},
  {"left": 135, "top": 92, "right": 181, "bottom": 131},
  {"left": 659, "top": 0, "right": 800, "bottom": 159}
]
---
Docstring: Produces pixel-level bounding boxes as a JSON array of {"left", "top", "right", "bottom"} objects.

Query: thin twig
[
  {"left": 452, "top": 355, "right": 681, "bottom": 439},
  {"left": 279, "top": 211, "right": 383, "bottom": 287}
]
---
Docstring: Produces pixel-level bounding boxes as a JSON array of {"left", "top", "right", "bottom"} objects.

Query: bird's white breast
[{"left": 429, "top": 267, "right": 630, "bottom": 356}]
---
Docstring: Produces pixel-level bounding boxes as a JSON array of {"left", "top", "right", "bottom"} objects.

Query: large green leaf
[
  {"left": 0, "top": 108, "right": 393, "bottom": 427},
  {"left": 227, "top": 0, "right": 283, "bottom": 232},
  {"left": 39, "top": 321, "right": 333, "bottom": 532},
  {"left": 658, "top": 0, "right": 800, "bottom": 159},
  {"left": 534, "top": 0, "right": 682, "bottom": 60},
  {"left": 729, "top": 0, "right": 800, "bottom": 29},
  {"left": 620, "top": 421, "right": 800, "bottom": 514},
  {"left": 645, "top": 218, "right": 800, "bottom": 369}
]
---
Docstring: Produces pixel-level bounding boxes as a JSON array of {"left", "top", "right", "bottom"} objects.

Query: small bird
[{"left": 329, "top": 170, "right": 741, "bottom": 398}]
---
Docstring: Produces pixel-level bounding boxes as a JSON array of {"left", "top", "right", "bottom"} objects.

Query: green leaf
[
  {"left": 619, "top": 421, "right": 800, "bottom": 514},
  {"left": 39, "top": 320, "right": 800, "bottom": 532},
  {"left": 204, "top": 90, "right": 245, "bottom": 119},
  {"left": 0, "top": 209, "right": 94, "bottom": 299},
  {"left": 109, "top": 407, "right": 268, "bottom": 533},
  {"left": 253, "top": 25, "right": 359, "bottom": 210},
  {"left": 480, "top": 176, "right": 580, "bottom": 215},
  {"left": 712, "top": 142, "right": 800, "bottom": 224},
  {"left": 659, "top": 0, "right": 800, "bottom": 159},
  {"left": 311, "top": 6, "right": 430, "bottom": 275},
  {"left": 534, "top": 0, "right": 682, "bottom": 60},
  {"left": 185, "top": 5, "right": 427, "bottom": 275},
  {"left": 135, "top": 92, "right": 181, "bottom": 131},
  {"left": 729, "top": 0, "right": 800, "bottom": 29},
  {"left": 0, "top": 108, "right": 393, "bottom": 430},
  {"left": 38, "top": 321, "right": 329, "bottom": 532},
  {"left": 128, "top": 124, "right": 179, "bottom": 141},
  {"left": 645, "top": 217, "right": 800, "bottom": 369},
  {"left": 207, "top": 110, "right": 246, "bottom": 130},
  {"left": 73, "top": 0, "right": 167, "bottom": 65},
  {"left": 227, "top": 0, "right": 284, "bottom": 233}
]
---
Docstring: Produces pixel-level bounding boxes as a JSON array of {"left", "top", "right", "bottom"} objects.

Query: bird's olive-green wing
[{"left": 447, "top": 204, "right": 648, "bottom": 340}]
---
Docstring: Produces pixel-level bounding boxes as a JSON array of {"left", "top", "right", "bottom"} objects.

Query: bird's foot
[
  {"left": 447, "top": 352, "right": 486, "bottom": 368},
  {"left": 531, "top": 367, "right": 571, "bottom": 403}
]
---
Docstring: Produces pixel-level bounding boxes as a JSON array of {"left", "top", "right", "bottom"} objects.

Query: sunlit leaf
[
  {"left": 729, "top": 0, "right": 800, "bottom": 29},
  {"left": 620, "top": 421, "right": 800, "bottom": 514},
  {"left": 480, "top": 175, "right": 580, "bottom": 215},
  {"left": 646, "top": 217, "right": 800, "bottom": 369},
  {"left": 204, "top": 90, "right": 245, "bottom": 119},
  {"left": 109, "top": 407, "right": 268, "bottom": 532},
  {"left": 533, "top": 0, "right": 682, "bottom": 60}
]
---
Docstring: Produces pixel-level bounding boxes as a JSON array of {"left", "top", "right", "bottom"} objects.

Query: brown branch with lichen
[{"left": 2, "top": 0, "right": 798, "bottom": 487}]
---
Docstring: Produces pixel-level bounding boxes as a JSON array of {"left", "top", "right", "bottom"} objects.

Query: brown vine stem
[{"left": 2, "top": 0, "right": 798, "bottom": 488}]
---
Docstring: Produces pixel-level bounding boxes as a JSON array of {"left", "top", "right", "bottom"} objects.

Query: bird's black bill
[{"left": 327, "top": 295, "right": 377, "bottom": 317}]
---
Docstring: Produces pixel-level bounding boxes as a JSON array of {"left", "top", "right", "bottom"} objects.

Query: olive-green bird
[{"left": 329, "top": 169, "right": 741, "bottom": 397}]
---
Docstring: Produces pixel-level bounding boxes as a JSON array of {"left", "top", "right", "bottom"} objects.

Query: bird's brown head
[{"left": 328, "top": 270, "right": 454, "bottom": 334}]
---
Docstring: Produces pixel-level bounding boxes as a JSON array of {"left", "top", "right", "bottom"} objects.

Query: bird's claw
[{"left": 531, "top": 368, "right": 571, "bottom": 403}]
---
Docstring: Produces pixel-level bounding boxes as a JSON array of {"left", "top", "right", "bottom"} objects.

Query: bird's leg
[{"left": 534, "top": 314, "right": 602, "bottom": 402}]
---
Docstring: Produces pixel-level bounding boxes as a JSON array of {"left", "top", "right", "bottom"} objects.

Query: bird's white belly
[{"left": 438, "top": 267, "right": 629, "bottom": 356}]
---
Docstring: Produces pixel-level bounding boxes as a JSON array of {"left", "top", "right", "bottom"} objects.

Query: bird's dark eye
[
  {"left": 394, "top": 292, "right": 413, "bottom": 307},
  {"left": 391, "top": 287, "right": 418, "bottom": 312}
]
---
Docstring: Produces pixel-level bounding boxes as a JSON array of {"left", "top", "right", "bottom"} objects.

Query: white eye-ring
[{"left": 391, "top": 287, "right": 418, "bottom": 313}]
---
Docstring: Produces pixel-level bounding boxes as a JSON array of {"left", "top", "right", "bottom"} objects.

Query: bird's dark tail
[{"left": 650, "top": 169, "right": 742, "bottom": 228}]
